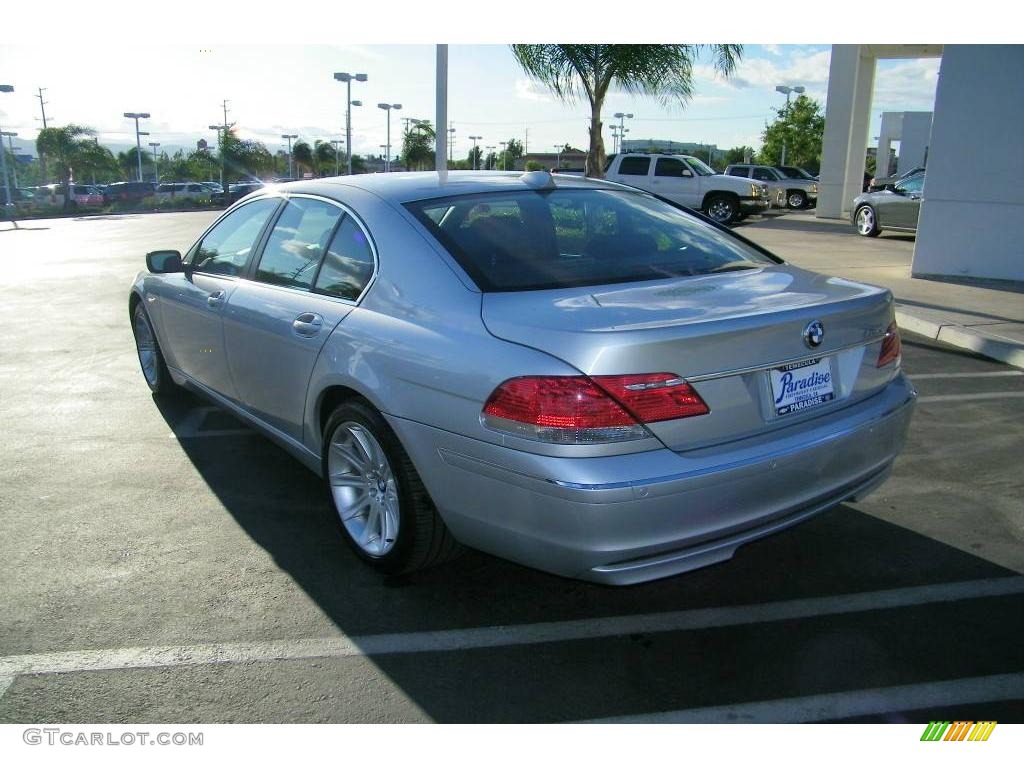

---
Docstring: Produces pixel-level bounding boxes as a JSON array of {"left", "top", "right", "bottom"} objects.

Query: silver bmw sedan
[{"left": 130, "top": 170, "right": 915, "bottom": 585}]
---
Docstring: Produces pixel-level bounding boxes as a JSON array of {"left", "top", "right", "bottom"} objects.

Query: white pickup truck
[{"left": 604, "top": 153, "right": 771, "bottom": 225}]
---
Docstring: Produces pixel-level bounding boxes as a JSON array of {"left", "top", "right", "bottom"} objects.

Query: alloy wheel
[
  {"left": 328, "top": 422, "right": 400, "bottom": 557},
  {"left": 856, "top": 206, "right": 875, "bottom": 235},
  {"left": 134, "top": 309, "right": 159, "bottom": 387}
]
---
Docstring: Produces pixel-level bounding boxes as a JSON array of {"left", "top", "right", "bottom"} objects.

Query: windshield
[
  {"left": 683, "top": 157, "right": 716, "bottom": 176},
  {"left": 407, "top": 188, "right": 778, "bottom": 292}
]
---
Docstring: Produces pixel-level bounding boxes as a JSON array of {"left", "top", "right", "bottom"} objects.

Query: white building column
[
  {"left": 817, "top": 45, "right": 876, "bottom": 219},
  {"left": 913, "top": 45, "right": 1024, "bottom": 282}
]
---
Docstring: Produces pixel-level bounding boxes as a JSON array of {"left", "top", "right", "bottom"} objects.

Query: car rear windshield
[{"left": 406, "top": 188, "right": 778, "bottom": 292}]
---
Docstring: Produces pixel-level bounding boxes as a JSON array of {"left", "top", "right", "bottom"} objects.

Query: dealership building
[{"left": 817, "top": 44, "right": 1023, "bottom": 283}]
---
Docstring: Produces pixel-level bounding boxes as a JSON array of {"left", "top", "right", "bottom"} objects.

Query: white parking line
[
  {"left": 2, "top": 576, "right": 1022, "bottom": 700},
  {"left": 582, "top": 673, "right": 1024, "bottom": 723},
  {"left": 917, "top": 392, "right": 1024, "bottom": 403},
  {"left": 911, "top": 371, "right": 1022, "bottom": 379}
]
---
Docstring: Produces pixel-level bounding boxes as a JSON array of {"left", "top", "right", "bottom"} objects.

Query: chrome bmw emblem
[{"left": 803, "top": 320, "right": 825, "bottom": 348}]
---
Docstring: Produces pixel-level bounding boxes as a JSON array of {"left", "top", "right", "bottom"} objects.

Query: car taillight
[
  {"left": 877, "top": 321, "right": 902, "bottom": 368},
  {"left": 482, "top": 374, "right": 708, "bottom": 444}
]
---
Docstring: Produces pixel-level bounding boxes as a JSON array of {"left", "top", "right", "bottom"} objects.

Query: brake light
[
  {"left": 482, "top": 374, "right": 708, "bottom": 444},
  {"left": 877, "top": 321, "right": 902, "bottom": 368}
]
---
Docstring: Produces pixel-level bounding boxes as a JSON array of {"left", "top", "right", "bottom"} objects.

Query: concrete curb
[{"left": 896, "top": 307, "right": 1024, "bottom": 369}]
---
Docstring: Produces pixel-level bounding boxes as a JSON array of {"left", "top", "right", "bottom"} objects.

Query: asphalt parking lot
[{"left": 1, "top": 211, "right": 1022, "bottom": 723}]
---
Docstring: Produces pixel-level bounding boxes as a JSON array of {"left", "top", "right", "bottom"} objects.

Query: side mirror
[
  {"left": 146, "top": 250, "right": 183, "bottom": 273},
  {"left": 681, "top": 168, "right": 694, "bottom": 178},
  {"left": 890, "top": 186, "right": 905, "bottom": 196}
]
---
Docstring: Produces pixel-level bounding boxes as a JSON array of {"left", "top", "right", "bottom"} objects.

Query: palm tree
[
  {"left": 511, "top": 44, "right": 743, "bottom": 178},
  {"left": 400, "top": 121, "right": 436, "bottom": 171},
  {"left": 35, "top": 124, "right": 97, "bottom": 209},
  {"left": 313, "top": 140, "right": 337, "bottom": 176},
  {"left": 291, "top": 141, "right": 313, "bottom": 178}
]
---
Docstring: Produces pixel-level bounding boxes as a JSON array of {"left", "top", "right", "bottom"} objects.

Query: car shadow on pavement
[{"left": 154, "top": 390, "right": 1023, "bottom": 723}]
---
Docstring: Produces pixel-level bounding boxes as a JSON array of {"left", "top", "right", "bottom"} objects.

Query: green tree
[
  {"left": 313, "top": 140, "right": 337, "bottom": 176},
  {"left": 117, "top": 147, "right": 153, "bottom": 181},
  {"left": 349, "top": 154, "right": 367, "bottom": 174},
  {"left": 400, "top": 121, "right": 436, "bottom": 171},
  {"left": 466, "top": 145, "right": 483, "bottom": 170},
  {"left": 497, "top": 137, "right": 524, "bottom": 171},
  {"left": 35, "top": 124, "right": 97, "bottom": 209},
  {"left": 758, "top": 94, "right": 824, "bottom": 171},
  {"left": 291, "top": 141, "right": 313, "bottom": 178},
  {"left": 75, "top": 141, "right": 120, "bottom": 184},
  {"left": 723, "top": 146, "right": 754, "bottom": 166},
  {"left": 511, "top": 44, "right": 742, "bottom": 178},
  {"left": 221, "top": 133, "right": 274, "bottom": 181}
]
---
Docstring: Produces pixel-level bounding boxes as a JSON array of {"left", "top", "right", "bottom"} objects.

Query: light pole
[
  {"left": 774, "top": 85, "right": 805, "bottom": 166},
  {"left": 1, "top": 131, "right": 19, "bottom": 187},
  {"left": 485, "top": 146, "right": 496, "bottom": 170},
  {"left": 123, "top": 112, "right": 150, "bottom": 182},
  {"left": 448, "top": 124, "right": 456, "bottom": 166},
  {"left": 148, "top": 142, "right": 160, "bottom": 182},
  {"left": 554, "top": 144, "right": 563, "bottom": 171},
  {"left": 613, "top": 112, "right": 634, "bottom": 154},
  {"left": 377, "top": 103, "right": 402, "bottom": 172},
  {"left": 499, "top": 141, "right": 507, "bottom": 171},
  {"left": 210, "top": 124, "right": 230, "bottom": 188},
  {"left": 1, "top": 85, "right": 14, "bottom": 215},
  {"left": 334, "top": 72, "right": 368, "bottom": 175},
  {"left": 379, "top": 144, "right": 388, "bottom": 171},
  {"left": 280, "top": 133, "right": 298, "bottom": 179},
  {"left": 610, "top": 126, "right": 619, "bottom": 154},
  {"left": 331, "top": 139, "right": 343, "bottom": 176},
  {"left": 468, "top": 135, "right": 481, "bottom": 170}
]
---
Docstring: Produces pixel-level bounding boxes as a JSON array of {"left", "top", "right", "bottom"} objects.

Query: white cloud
[
  {"left": 762, "top": 44, "right": 782, "bottom": 56},
  {"left": 515, "top": 79, "right": 552, "bottom": 103}
]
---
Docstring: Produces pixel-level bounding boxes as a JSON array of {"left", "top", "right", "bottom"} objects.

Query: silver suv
[{"left": 726, "top": 164, "right": 819, "bottom": 209}]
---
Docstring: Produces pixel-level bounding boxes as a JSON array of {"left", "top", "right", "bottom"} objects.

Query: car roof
[{"left": 269, "top": 170, "right": 628, "bottom": 205}]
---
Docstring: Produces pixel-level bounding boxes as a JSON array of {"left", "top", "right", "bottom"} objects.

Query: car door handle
[
  {"left": 292, "top": 313, "right": 324, "bottom": 337},
  {"left": 207, "top": 290, "right": 226, "bottom": 308}
]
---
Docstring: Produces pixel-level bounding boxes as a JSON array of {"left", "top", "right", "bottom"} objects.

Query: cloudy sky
[{"left": 0, "top": 44, "right": 940, "bottom": 159}]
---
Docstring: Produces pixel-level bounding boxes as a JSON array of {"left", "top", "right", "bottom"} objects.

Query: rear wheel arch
[{"left": 317, "top": 384, "right": 377, "bottom": 447}]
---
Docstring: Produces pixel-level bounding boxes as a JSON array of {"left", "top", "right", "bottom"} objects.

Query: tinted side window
[
  {"left": 655, "top": 158, "right": 690, "bottom": 177},
  {"left": 192, "top": 198, "right": 279, "bottom": 276},
  {"left": 617, "top": 157, "right": 651, "bottom": 176},
  {"left": 752, "top": 168, "right": 776, "bottom": 181},
  {"left": 256, "top": 198, "right": 343, "bottom": 290},
  {"left": 898, "top": 175, "right": 924, "bottom": 194},
  {"left": 727, "top": 167, "right": 749, "bottom": 177},
  {"left": 315, "top": 217, "right": 375, "bottom": 300}
]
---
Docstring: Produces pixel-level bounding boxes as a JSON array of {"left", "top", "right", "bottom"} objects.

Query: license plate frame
[{"left": 768, "top": 356, "right": 835, "bottom": 417}]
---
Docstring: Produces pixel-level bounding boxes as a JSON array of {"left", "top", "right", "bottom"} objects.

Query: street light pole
[
  {"left": 331, "top": 139, "right": 343, "bottom": 176},
  {"left": 554, "top": 144, "right": 562, "bottom": 171},
  {"left": 334, "top": 72, "right": 368, "bottom": 175},
  {"left": 613, "top": 112, "right": 634, "bottom": 154},
  {"left": 148, "top": 142, "right": 160, "bottom": 182},
  {"left": 0, "top": 85, "right": 13, "bottom": 215},
  {"left": 280, "top": 133, "right": 298, "bottom": 179},
  {"left": 468, "top": 136, "right": 481, "bottom": 170},
  {"left": 499, "top": 141, "right": 507, "bottom": 171},
  {"left": 1, "top": 131, "right": 19, "bottom": 187},
  {"left": 377, "top": 103, "right": 402, "bottom": 172},
  {"left": 774, "top": 85, "right": 805, "bottom": 166},
  {"left": 123, "top": 112, "right": 151, "bottom": 182}
]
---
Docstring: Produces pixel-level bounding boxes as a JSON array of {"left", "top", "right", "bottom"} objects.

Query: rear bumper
[{"left": 387, "top": 374, "right": 916, "bottom": 585}]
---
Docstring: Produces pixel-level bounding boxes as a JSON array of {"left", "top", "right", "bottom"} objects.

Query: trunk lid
[{"left": 481, "top": 265, "right": 896, "bottom": 451}]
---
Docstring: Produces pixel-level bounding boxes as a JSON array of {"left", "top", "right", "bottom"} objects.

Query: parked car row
[
  {"left": 4, "top": 180, "right": 261, "bottom": 211},
  {"left": 725, "top": 164, "right": 819, "bottom": 209}
]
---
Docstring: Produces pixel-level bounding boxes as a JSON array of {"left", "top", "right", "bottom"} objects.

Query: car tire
[
  {"left": 704, "top": 194, "right": 739, "bottom": 225},
  {"left": 855, "top": 204, "right": 881, "bottom": 237},
  {"left": 323, "top": 400, "right": 462, "bottom": 575},
  {"left": 787, "top": 190, "right": 807, "bottom": 209},
  {"left": 131, "top": 301, "right": 177, "bottom": 396}
]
